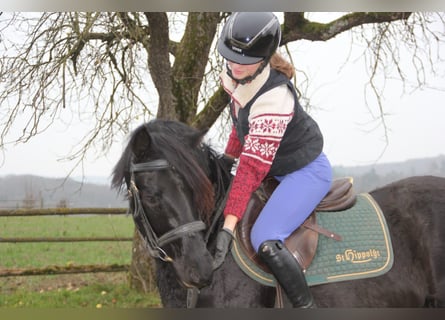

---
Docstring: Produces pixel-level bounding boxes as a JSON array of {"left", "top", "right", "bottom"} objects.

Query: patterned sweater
[{"left": 221, "top": 64, "right": 294, "bottom": 220}]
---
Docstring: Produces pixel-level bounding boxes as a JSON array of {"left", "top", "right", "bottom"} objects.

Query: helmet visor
[{"left": 217, "top": 39, "right": 265, "bottom": 65}]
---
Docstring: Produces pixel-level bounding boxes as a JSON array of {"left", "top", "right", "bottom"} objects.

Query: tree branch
[
  {"left": 282, "top": 12, "right": 412, "bottom": 43},
  {"left": 192, "top": 86, "right": 229, "bottom": 130}
]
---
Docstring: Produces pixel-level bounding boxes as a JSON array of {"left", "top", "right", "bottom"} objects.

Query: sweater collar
[{"left": 220, "top": 64, "right": 271, "bottom": 108}]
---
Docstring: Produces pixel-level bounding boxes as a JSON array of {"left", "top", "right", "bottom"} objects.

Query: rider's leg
[
  {"left": 251, "top": 152, "right": 331, "bottom": 308},
  {"left": 251, "top": 152, "right": 332, "bottom": 252}
]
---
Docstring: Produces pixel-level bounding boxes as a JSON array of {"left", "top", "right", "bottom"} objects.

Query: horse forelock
[
  {"left": 112, "top": 120, "right": 229, "bottom": 225},
  {"left": 144, "top": 121, "right": 216, "bottom": 224},
  {"left": 111, "top": 134, "right": 135, "bottom": 195}
]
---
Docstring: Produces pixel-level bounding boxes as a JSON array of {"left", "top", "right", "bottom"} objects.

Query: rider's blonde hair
[{"left": 270, "top": 53, "right": 295, "bottom": 79}]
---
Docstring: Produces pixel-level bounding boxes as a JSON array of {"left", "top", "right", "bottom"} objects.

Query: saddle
[{"left": 235, "top": 177, "right": 356, "bottom": 273}]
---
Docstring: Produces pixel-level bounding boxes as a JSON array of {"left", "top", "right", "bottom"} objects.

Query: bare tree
[
  {"left": 1, "top": 12, "right": 444, "bottom": 293},
  {"left": 3, "top": 12, "right": 443, "bottom": 169}
]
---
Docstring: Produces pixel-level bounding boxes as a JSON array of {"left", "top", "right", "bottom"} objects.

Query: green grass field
[
  {"left": 0, "top": 215, "right": 161, "bottom": 308},
  {"left": 1, "top": 215, "right": 133, "bottom": 268}
]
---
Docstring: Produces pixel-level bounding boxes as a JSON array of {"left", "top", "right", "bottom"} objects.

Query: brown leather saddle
[{"left": 235, "top": 177, "right": 356, "bottom": 273}]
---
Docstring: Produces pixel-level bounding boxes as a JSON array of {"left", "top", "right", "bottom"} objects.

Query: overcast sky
[{"left": 1, "top": 12, "right": 444, "bottom": 181}]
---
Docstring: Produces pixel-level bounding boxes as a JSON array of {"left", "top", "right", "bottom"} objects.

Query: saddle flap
[
  {"left": 236, "top": 192, "right": 269, "bottom": 271},
  {"left": 236, "top": 191, "right": 319, "bottom": 272},
  {"left": 284, "top": 214, "right": 319, "bottom": 270}
]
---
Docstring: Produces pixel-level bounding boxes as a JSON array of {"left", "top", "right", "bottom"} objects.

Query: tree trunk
[{"left": 128, "top": 229, "right": 159, "bottom": 294}]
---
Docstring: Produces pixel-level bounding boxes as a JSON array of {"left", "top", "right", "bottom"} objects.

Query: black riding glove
[{"left": 213, "top": 228, "right": 234, "bottom": 270}]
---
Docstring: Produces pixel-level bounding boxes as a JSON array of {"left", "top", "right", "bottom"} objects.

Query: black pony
[{"left": 112, "top": 119, "right": 445, "bottom": 307}]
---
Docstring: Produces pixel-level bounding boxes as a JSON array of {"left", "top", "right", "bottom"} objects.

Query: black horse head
[{"left": 112, "top": 119, "right": 231, "bottom": 289}]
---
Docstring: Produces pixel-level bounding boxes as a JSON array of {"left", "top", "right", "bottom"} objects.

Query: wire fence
[{"left": 0, "top": 207, "right": 132, "bottom": 277}]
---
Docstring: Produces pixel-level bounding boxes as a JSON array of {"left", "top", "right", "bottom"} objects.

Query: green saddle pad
[{"left": 231, "top": 193, "right": 394, "bottom": 287}]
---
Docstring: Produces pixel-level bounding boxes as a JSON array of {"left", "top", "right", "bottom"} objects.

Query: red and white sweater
[{"left": 221, "top": 64, "right": 295, "bottom": 220}]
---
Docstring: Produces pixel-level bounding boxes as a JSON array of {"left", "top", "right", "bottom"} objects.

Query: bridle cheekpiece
[{"left": 128, "top": 158, "right": 206, "bottom": 262}]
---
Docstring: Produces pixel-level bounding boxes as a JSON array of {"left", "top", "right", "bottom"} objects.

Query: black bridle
[
  {"left": 128, "top": 159, "right": 207, "bottom": 262},
  {"left": 128, "top": 156, "right": 230, "bottom": 308}
]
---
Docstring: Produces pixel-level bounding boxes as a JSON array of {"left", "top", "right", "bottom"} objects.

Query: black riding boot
[{"left": 258, "top": 240, "right": 315, "bottom": 308}]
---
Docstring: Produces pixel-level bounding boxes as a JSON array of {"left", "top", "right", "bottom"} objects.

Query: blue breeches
[{"left": 250, "top": 152, "right": 332, "bottom": 252}]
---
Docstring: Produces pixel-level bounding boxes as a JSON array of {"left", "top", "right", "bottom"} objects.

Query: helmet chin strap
[{"left": 226, "top": 60, "right": 268, "bottom": 85}]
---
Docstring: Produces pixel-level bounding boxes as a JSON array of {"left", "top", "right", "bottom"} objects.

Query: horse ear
[
  {"left": 188, "top": 128, "right": 208, "bottom": 148},
  {"left": 131, "top": 126, "right": 151, "bottom": 160}
]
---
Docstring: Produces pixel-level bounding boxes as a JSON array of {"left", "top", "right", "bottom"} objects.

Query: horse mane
[{"left": 112, "top": 120, "right": 229, "bottom": 225}]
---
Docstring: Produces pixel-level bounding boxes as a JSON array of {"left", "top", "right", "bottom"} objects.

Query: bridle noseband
[{"left": 128, "top": 159, "right": 207, "bottom": 263}]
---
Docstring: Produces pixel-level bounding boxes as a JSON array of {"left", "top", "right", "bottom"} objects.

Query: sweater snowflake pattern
[{"left": 221, "top": 65, "right": 294, "bottom": 220}]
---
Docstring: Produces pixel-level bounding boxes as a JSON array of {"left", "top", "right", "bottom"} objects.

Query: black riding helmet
[{"left": 217, "top": 12, "right": 281, "bottom": 65}]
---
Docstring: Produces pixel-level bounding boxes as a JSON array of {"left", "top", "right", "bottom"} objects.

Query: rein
[{"left": 128, "top": 159, "right": 206, "bottom": 262}]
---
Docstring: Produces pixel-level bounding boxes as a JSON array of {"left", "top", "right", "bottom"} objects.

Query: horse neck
[
  {"left": 203, "top": 153, "right": 232, "bottom": 243},
  {"left": 207, "top": 154, "right": 231, "bottom": 203}
]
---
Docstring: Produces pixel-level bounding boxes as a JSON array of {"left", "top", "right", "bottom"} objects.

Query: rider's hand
[{"left": 213, "top": 227, "right": 234, "bottom": 270}]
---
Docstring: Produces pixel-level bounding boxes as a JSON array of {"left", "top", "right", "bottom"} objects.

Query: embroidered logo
[{"left": 335, "top": 248, "right": 381, "bottom": 264}]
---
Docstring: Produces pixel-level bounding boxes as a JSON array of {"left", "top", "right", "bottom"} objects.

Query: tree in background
[
  {"left": 1, "top": 12, "right": 444, "bottom": 294},
  {"left": 2, "top": 13, "right": 443, "bottom": 169}
]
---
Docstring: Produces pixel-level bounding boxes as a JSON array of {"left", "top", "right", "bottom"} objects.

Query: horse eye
[{"left": 143, "top": 193, "right": 159, "bottom": 206}]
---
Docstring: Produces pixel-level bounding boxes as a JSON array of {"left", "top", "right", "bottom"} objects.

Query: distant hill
[
  {"left": 1, "top": 155, "right": 444, "bottom": 209},
  {"left": 333, "top": 154, "right": 445, "bottom": 193},
  {"left": 0, "top": 174, "right": 126, "bottom": 209}
]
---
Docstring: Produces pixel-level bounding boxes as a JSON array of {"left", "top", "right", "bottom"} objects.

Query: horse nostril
[{"left": 189, "top": 267, "right": 213, "bottom": 288}]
